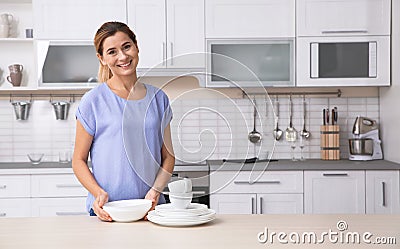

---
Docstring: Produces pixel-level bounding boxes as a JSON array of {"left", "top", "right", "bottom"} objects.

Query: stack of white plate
[{"left": 147, "top": 203, "right": 216, "bottom": 227}]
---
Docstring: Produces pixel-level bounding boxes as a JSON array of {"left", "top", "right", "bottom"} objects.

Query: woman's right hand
[{"left": 93, "top": 190, "right": 112, "bottom": 222}]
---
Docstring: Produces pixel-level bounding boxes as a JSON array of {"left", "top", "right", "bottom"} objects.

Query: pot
[
  {"left": 12, "top": 101, "right": 31, "bottom": 120},
  {"left": 349, "top": 138, "right": 373, "bottom": 155},
  {"left": 52, "top": 101, "right": 70, "bottom": 120}
]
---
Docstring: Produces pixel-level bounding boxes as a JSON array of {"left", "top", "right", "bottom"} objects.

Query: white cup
[
  {"left": 168, "top": 178, "right": 192, "bottom": 193},
  {"left": 169, "top": 192, "right": 193, "bottom": 209}
]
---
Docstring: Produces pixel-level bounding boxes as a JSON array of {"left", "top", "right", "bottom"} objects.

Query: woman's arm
[
  {"left": 72, "top": 120, "right": 112, "bottom": 221},
  {"left": 145, "top": 123, "right": 175, "bottom": 210}
]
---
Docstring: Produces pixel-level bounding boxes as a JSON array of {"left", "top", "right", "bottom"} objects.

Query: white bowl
[
  {"left": 169, "top": 192, "right": 193, "bottom": 209},
  {"left": 27, "top": 153, "right": 44, "bottom": 165},
  {"left": 103, "top": 199, "right": 152, "bottom": 222}
]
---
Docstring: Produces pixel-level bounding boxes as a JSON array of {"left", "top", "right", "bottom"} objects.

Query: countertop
[
  {"left": 1, "top": 159, "right": 400, "bottom": 175},
  {"left": 0, "top": 215, "right": 399, "bottom": 249},
  {"left": 208, "top": 159, "right": 400, "bottom": 171}
]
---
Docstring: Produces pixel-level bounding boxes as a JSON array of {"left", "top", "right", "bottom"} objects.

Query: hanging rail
[
  {"left": 242, "top": 89, "right": 342, "bottom": 98},
  {"left": 0, "top": 93, "right": 85, "bottom": 98}
]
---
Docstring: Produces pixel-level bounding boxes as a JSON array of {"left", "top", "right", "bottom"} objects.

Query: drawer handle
[
  {"left": 322, "top": 173, "right": 348, "bottom": 177},
  {"left": 321, "top": 30, "right": 368, "bottom": 34},
  {"left": 234, "top": 180, "right": 281, "bottom": 185},
  {"left": 0, "top": 185, "right": 6, "bottom": 189},
  {"left": 56, "top": 184, "right": 82, "bottom": 188},
  {"left": 162, "top": 191, "right": 206, "bottom": 195},
  {"left": 0, "top": 213, "right": 6, "bottom": 217},
  {"left": 56, "top": 212, "right": 87, "bottom": 216}
]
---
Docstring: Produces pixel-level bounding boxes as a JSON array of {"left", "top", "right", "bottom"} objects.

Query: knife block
[{"left": 320, "top": 125, "right": 340, "bottom": 160}]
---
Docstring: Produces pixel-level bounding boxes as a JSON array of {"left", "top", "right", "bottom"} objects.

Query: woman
[{"left": 72, "top": 21, "right": 175, "bottom": 221}]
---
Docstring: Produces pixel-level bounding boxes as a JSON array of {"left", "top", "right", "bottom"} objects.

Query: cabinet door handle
[
  {"left": 0, "top": 213, "right": 6, "bottom": 217},
  {"left": 170, "top": 42, "right": 174, "bottom": 66},
  {"left": 321, "top": 30, "right": 368, "bottom": 34},
  {"left": 0, "top": 185, "right": 6, "bottom": 189},
  {"left": 234, "top": 180, "right": 281, "bottom": 185},
  {"left": 259, "top": 197, "right": 263, "bottom": 214},
  {"left": 56, "top": 184, "right": 82, "bottom": 188},
  {"left": 56, "top": 212, "right": 87, "bottom": 216},
  {"left": 322, "top": 173, "right": 348, "bottom": 177},
  {"left": 162, "top": 42, "right": 166, "bottom": 66},
  {"left": 382, "top": 182, "right": 386, "bottom": 207},
  {"left": 251, "top": 197, "right": 255, "bottom": 214}
]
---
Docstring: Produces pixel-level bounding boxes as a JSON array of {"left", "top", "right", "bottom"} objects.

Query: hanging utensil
[
  {"left": 300, "top": 95, "right": 310, "bottom": 138},
  {"left": 248, "top": 97, "right": 262, "bottom": 143},
  {"left": 272, "top": 96, "right": 283, "bottom": 141},
  {"left": 285, "top": 94, "right": 297, "bottom": 142}
]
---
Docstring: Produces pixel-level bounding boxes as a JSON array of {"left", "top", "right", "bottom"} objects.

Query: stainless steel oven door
[{"left": 162, "top": 171, "right": 210, "bottom": 207}]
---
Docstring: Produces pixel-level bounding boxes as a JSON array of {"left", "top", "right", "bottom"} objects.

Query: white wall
[{"left": 380, "top": 0, "right": 400, "bottom": 163}]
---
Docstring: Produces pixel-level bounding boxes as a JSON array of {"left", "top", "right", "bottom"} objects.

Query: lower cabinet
[
  {"left": 0, "top": 199, "right": 31, "bottom": 218},
  {"left": 304, "top": 171, "right": 365, "bottom": 214},
  {"left": 210, "top": 171, "right": 304, "bottom": 214},
  {"left": 31, "top": 197, "right": 87, "bottom": 217},
  {"left": 210, "top": 193, "right": 303, "bottom": 214},
  {"left": 0, "top": 172, "right": 88, "bottom": 218},
  {"left": 366, "top": 170, "right": 400, "bottom": 214}
]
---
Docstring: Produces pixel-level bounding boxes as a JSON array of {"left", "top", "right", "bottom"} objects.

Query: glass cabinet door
[{"left": 207, "top": 40, "right": 294, "bottom": 87}]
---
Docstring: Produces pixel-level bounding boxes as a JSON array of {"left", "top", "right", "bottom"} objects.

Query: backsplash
[{"left": 0, "top": 95, "right": 379, "bottom": 163}]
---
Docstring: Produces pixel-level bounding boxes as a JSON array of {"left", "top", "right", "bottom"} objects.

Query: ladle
[
  {"left": 272, "top": 97, "right": 283, "bottom": 141},
  {"left": 248, "top": 97, "right": 262, "bottom": 143},
  {"left": 300, "top": 95, "right": 310, "bottom": 138}
]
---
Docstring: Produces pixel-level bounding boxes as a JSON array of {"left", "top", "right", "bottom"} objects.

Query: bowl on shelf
[
  {"left": 27, "top": 153, "right": 44, "bottom": 165},
  {"left": 103, "top": 199, "right": 152, "bottom": 222}
]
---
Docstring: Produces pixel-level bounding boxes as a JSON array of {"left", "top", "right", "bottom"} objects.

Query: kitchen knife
[
  {"left": 325, "top": 108, "right": 329, "bottom": 125},
  {"left": 334, "top": 107, "right": 338, "bottom": 125}
]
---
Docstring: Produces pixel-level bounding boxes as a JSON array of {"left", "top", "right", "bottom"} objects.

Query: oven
[{"left": 162, "top": 161, "right": 210, "bottom": 207}]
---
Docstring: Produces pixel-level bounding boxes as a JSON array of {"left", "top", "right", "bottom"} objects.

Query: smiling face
[{"left": 97, "top": 31, "right": 139, "bottom": 78}]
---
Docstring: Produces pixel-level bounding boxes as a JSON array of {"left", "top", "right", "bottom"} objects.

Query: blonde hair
[{"left": 94, "top": 22, "right": 138, "bottom": 83}]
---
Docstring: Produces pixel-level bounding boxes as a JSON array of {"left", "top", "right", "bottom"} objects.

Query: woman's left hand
[{"left": 144, "top": 188, "right": 160, "bottom": 220}]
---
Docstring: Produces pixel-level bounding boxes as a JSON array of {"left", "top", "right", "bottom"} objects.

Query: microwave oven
[
  {"left": 36, "top": 40, "right": 99, "bottom": 89},
  {"left": 297, "top": 36, "right": 390, "bottom": 86},
  {"left": 206, "top": 39, "right": 295, "bottom": 87}
]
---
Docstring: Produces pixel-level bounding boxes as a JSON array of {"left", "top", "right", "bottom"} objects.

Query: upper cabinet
[
  {"left": 297, "top": 0, "right": 391, "bottom": 37},
  {"left": 127, "top": 0, "right": 205, "bottom": 69},
  {"left": 205, "top": 0, "right": 295, "bottom": 38},
  {"left": 33, "top": 0, "right": 126, "bottom": 40}
]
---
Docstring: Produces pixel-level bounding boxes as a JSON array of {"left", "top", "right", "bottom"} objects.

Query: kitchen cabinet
[
  {"left": 0, "top": 171, "right": 88, "bottom": 217},
  {"left": 0, "top": 199, "right": 31, "bottom": 218},
  {"left": 0, "top": 175, "right": 31, "bottom": 217},
  {"left": 31, "top": 174, "right": 87, "bottom": 216},
  {"left": 210, "top": 193, "right": 256, "bottom": 214},
  {"left": 31, "top": 197, "right": 87, "bottom": 217},
  {"left": 205, "top": 0, "right": 295, "bottom": 38},
  {"left": 127, "top": 0, "right": 205, "bottom": 69},
  {"left": 366, "top": 170, "right": 400, "bottom": 214},
  {"left": 210, "top": 171, "right": 303, "bottom": 214},
  {"left": 304, "top": 171, "right": 365, "bottom": 214},
  {"left": 33, "top": 0, "right": 126, "bottom": 40},
  {"left": 0, "top": 1, "right": 36, "bottom": 90},
  {"left": 297, "top": 0, "right": 391, "bottom": 37}
]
